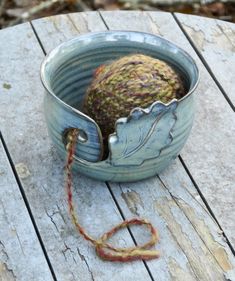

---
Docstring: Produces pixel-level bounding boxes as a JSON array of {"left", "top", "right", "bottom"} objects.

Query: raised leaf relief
[{"left": 108, "top": 100, "right": 178, "bottom": 166}]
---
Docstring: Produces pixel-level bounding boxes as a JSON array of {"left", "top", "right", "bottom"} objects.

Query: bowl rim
[
  {"left": 41, "top": 30, "right": 199, "bottom": 114},
  {"left": 41, "top": 30, "right": 200, "bottom": 164}
]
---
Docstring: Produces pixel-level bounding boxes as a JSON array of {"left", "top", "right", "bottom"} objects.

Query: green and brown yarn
[{"left": 83, "top": 54, "right": 185, "bottom": 142}]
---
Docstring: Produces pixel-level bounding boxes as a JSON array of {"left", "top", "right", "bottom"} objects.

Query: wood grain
[
  {"left": 147, "top": 10, "right": 235, "bottom": 250},
  {"left": 31, "top": 12, "right": 107, "bottom": 52},
  {"left": 175, "top": 13, "right": 235, "bottom": 107},
  {"left": 100, "top": 10, "right": 235, "bottom": 280},
  {"left": 0, "top": 140, "right": 54, "bottom": 281},
  {"left": 148, "top": 11, "right": 235, "bottom": 250},
  {"left": 0, "top": 17, "right": 152, "bottom": 281},
  {"left": 0, "top": 11, "right": 235, "bottom": 281}
]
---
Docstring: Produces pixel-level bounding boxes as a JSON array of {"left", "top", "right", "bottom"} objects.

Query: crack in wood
[
  {"left": 0, "top": 240, "right": 9, "bottom": 261},
  {"left": 0, "top": 262, "right": 16, "bottom": 280},
  {"left": 121, "top": 189, "right": 144, "bottom": 216},
  {"left": 155, "top": 197, "right": 227, "bottom": 280},
  {"left": 55, "top": 203, "right": 67, "bottom": 225},
  {"left": 15, "top": 229, "right": 26, "bottom": 256},
  {"left": 174, "top": 198, "right": 231, "bottom": 272},
  {"left": 0, "top": 232, "right": 15, "bottom": 277},
  {"left": 158, "top": 176, "right": 233, "bottom": 272},
  {"left": 215, "top": 23, "right": 235, "bottom": 52},
  {"left": 77, "top": 247, "right": 95, "bottom": 281},
  {"left": 180, "top": 24, "right": 206, "bottom": 50},
  {"left": 62, "top": 241, "right": 96, "bottom": 281},
  {"left": 48, "top": 16, "right": 67, "bottom": 40},
  {"left": 60, "top": 245, "right": 77, "bottom": 281},
  {"left": 80, "top": 13, "right": 92, "bottom": 33},
  {"left": 67, "top": 14, "right": 81, "bottom": 33},
  {"left": 168, "top": 257, "right": 197, "bottom": 281},
  {"left": 146, "top": 12, "right": 162, "bottom": 36},
  {"left": 45, "top": 209, "right": 60, "bottom": 233},
  {"left": 159, "top": 205, "right": 200, "bottom": 281},
  {"left": 62, "top": 242, "right": 75, "bottom": 261},
  {"left": 84, "top": 258, "right": 95, "bottom": 281}
]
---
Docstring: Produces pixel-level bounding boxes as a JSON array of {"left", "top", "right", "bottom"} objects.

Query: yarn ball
[{"left": 83, "top": 54, "right": 185, "bottom": 142}]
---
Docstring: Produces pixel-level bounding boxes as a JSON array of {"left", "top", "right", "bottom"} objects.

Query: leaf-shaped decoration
[{"left": 108, "top": 100, "right": 178, "bottom": 166}]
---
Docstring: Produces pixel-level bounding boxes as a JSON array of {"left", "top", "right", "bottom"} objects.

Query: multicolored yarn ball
[{"left": 83, "top": 54, "right": 185, "bottom": 143}]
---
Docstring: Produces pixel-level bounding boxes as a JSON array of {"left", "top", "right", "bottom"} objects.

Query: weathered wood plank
[
  {"left": 32, "top": 12, "right": 107, "bottom": 52},
  {"left": 0, "top": 18, "right": 152, "bottom": 281},
  {"left": 109, "top": 164, "right": 235, "bottom": 281},
  {"left": 100, "top": 10, "right": 235, "bottom": 280},
  {"left": 0, "top": 140, "right": 54, "bottom": 281},
  {"left": 146, "top": 11, "right": 235, "bottom": 250},
  {"left": 31, "top": 14, "right": 79, "bottom": 52},
  {"left": 145, "top": 10, "right": 235, "bottom": 249},
  {"left": 1, "top": 11, "right": 235, "bottom": 281},
  {"left": 175, "top": 13, "right": 235, "bottom": 107}
]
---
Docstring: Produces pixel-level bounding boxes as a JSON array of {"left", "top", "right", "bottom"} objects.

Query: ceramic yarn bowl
[{"left": 41, "top": 31, "right": 199, "bottom": 182}]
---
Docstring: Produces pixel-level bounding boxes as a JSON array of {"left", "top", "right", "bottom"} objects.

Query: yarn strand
[{"left": 66, "top": 128, "right": 160, "bottom": 262}]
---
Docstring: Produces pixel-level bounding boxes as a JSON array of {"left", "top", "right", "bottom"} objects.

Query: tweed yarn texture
[{"left": 83, "top": 54, "right": 184, "bottom": 141}]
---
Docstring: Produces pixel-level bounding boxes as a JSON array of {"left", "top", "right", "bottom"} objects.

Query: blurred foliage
[{"left": 1, "top": 0, "right": 235, "bottom": 29}]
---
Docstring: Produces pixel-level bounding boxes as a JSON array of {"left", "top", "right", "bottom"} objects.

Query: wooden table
[{"left": 0, "top": 11, "right": 235, "bottom": 281}]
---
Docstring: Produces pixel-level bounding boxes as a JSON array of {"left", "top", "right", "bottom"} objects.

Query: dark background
[{"left": 1, "top": 0, "right": 235, "bottom": 29}]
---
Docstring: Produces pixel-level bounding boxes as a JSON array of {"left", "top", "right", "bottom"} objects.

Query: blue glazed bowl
[{"left": 41, "top": 31, "right": 199, "bottom": 182}]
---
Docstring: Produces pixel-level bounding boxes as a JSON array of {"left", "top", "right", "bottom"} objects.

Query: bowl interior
[{"left": 41, "top": 31, "right": 199, "bottom": 111}]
